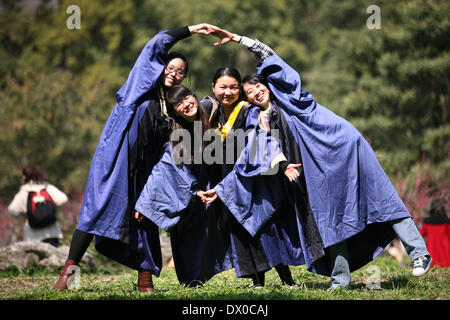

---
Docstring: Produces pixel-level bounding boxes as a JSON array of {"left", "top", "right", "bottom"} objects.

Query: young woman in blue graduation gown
[
  {"left": 203, "top": 26, "right": 431, "bottom": 289},
  {"left": 53, "top": 24, "right": 219, "bottom": 293},
  {"left": 200, "top": 68, "right": 298, "bottom": 287},
  {"left": 134, "top": 85, "right": 233, "bottom": 287}
]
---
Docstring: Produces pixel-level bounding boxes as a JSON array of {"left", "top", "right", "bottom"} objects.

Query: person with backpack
[{"left": 8, "top": 166, "right": 68, "bottom": 247}]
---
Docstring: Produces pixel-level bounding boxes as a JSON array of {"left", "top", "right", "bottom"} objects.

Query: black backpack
[{"left": 26, "top": 188, "right": 57, "bottom": 228}]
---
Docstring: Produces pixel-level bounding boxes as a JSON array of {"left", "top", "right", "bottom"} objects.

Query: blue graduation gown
[
  {"left": 215, "top": 110, "right": 305, "bottom": 271},
  {"left": 218, "top": 54, "right": 412, "bottom": 276},
  {"left": 75, "top": 30, "right": 185, "bottom": 274},
  {"left": 135, "top": 143, "right": 233, "bottom": 286},
  {"left": 203, "top": 99, "right": 304, "bottom": 277}
]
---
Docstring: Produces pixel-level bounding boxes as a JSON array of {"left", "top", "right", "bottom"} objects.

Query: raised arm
[
  {"left": 115, "top": 28, "right": 188, "bottom": 107},
  {"left": 208, "top": 26, "right": 315, "bottom": 113},
  {"left": 207, "top": 26, "right": 275, "bottom": 63},
  {"left": 116, "top": 24, "right": 216, "bottom": 108}
]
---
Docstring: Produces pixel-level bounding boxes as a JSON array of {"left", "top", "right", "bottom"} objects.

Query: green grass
[{"left": 0, "top": 257, "right": 448, "bottom": 300}]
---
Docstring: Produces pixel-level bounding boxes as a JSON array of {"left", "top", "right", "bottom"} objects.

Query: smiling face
[
  {"left": 242, "top": 82, "right": 270, "bottom": 107},
  {"left": 173, "top": 94, "right": 198, "bottom": 122},
  {"left": 212, "top": 76, "right": 240, "bottom": 107},
  {"left": 164, "top": 58, "right": 186, "bottom": 87}
]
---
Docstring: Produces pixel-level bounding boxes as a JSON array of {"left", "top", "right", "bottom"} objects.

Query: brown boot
[
  {"left": 138, "top": 271, "right": 154, "bottom": 294},
  {"left": 53, "top": 259, "right": 78, "bottom": 291}
]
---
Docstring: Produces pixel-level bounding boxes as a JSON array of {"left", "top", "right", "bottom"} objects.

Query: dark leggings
[
  {"left": 275, "top": 264, "right": 295, "bottom": 285},
  {"left": 251, "top": 265, "right": 295, "bottom": 286},
  {"left": 68, "top": 229, "right": 94, "bottom": 263},
  {"left": 68, "top": 228, "right": 151, "bottom": 273},
  {"left": 251, "top": 271, "right": 266, "bottom": 286}
]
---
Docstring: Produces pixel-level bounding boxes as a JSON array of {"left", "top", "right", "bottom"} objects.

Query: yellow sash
[
  {"left": 159, "top": 86, "right": 168, "bottom": 116},
  {"left": 259, "top": 104, "right": 271, "bottom": 117},
  {"left": 216, "top": 101, "right": 248, "bottom": 141}
]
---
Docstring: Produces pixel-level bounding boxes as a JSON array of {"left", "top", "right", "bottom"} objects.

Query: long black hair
[
  {"left": 166, "top": 85, "right": 209, "bottom": 131},
  {"left": 166, "top": 85, "right": 210, "bottom": 163}
]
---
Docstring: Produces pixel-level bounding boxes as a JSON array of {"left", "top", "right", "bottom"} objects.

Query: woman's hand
[
  {"left": 188, "top": 23, "right": 216, "bottom": 35},
  {"left": 196, "top": 190, "right": 207, "bottom": 202},
  {"left": 284, "top": 164, "right": 302, "bottom": 182},
  {"left": 189, "top": 24, "right": 240, "bottom": 46},
  {"left": 134, "top": 211, "right": 144, "bottom": 223},
  {"left": 209, "top": 26, "right": 241, "bottom": 46},
  {"left": 200, "top": 189, "right": 218, "bottom": 204},
  {"left": 191, "top": 24, "right": 240, "bottom": 46}
]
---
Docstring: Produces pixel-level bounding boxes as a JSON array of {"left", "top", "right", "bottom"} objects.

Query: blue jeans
[
  {"left": 390, "top": 217, "right": 429, "bottom": 261},
  {"left": 329, "top": 241, "right": 351, "bottom": 288},
  {"left": 329, "top": 217, "right": 429, "bottom": 287}
]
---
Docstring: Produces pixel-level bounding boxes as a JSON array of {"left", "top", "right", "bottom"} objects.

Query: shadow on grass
[{"left": 350, "top": 274, "right": 410, "bottom": 291}]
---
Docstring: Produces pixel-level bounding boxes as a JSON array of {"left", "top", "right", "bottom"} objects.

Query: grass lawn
[{"left": 0, "top": 256, "right": 448, "bottom": 301}]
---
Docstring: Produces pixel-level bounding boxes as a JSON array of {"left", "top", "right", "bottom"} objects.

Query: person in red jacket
[{"left": 420, "top": 199, "right": 450, "bottom": 268}]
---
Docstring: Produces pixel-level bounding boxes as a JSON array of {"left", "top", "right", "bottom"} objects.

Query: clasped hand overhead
[{"left": 189, "top": 23, "right": 240, "bottom": 46}]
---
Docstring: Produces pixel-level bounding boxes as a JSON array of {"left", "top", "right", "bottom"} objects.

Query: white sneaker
[{"left": 412, "top": 255, "right": 432, "bottom": 277}]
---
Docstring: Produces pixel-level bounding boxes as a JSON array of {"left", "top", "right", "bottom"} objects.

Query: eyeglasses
[{"left": 165, "top": 65, "right": 185, "bottom": 77}]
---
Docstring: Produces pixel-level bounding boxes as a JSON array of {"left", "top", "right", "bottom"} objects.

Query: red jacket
[{"left": 420, "top": 223, "right": 450, "bottom": 268}]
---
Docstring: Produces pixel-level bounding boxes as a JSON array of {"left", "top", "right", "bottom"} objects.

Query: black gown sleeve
[
  {"left": 279, "top": 160, "right": 289, "bottom": 173},
  {"left": 166, "top": 26, "right": 191, "bottom": 41}
]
